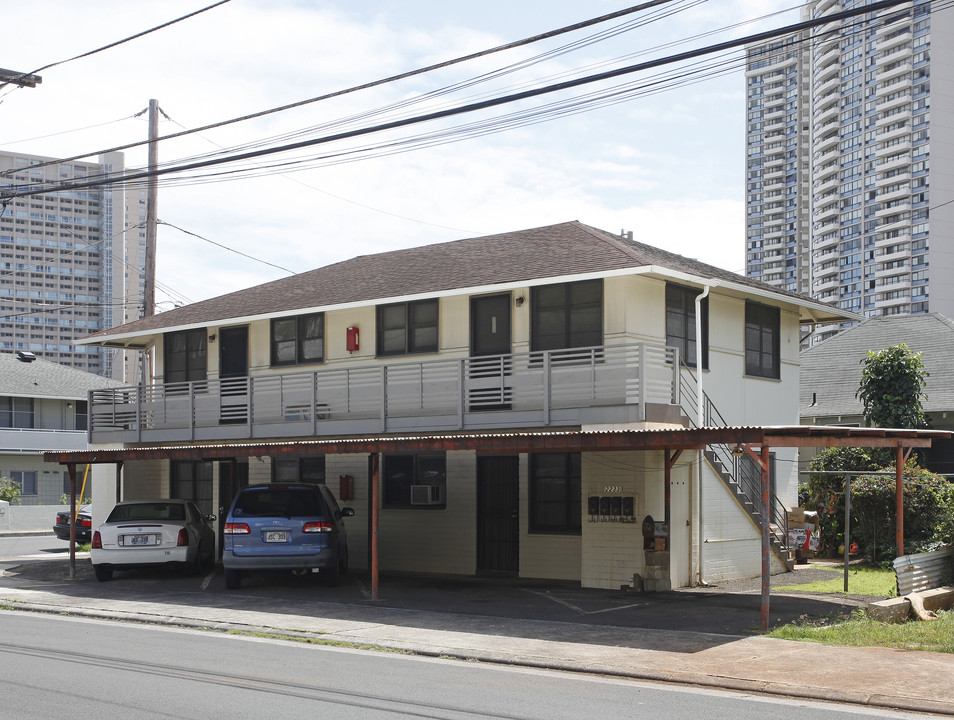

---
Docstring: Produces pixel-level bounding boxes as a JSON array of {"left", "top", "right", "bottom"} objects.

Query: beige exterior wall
[{"left": 127, "top": 271, "right": 806, "bottom": 588}]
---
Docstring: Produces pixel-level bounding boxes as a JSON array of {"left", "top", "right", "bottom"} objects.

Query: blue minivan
[{"left": 222, "top": 483, "right": 354, "bottom": 589}]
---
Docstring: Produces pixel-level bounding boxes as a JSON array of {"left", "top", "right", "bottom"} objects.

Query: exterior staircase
[
  {"left": 704, "top": 449, "right": 795, "bottom": 571},
  {"left": 679, "top": 365, "right": 795, "bottom": 571}
]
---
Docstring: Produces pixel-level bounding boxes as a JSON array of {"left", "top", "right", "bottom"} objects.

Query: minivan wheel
[
  {"left": 224, "top": 568, "right": 242, "bottom": 590},
  {"left": 323, "top": 558, "right": 341, "bottom": 587}
]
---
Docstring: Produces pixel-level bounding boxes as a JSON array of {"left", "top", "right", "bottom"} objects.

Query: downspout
[{"left": 695, "top": 285, "right": 710, "bottom": 586}]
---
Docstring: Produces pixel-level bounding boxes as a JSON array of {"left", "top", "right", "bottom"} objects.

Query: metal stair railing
[{"left": 678, "top": 363, "right": 789, "bottom": 553}]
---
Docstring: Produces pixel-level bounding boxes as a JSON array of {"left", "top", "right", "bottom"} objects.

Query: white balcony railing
[
  {"left": 0, "top": 427, "right": 89, "bottom": 453},
  {"left": 89, "top": 342, "right": 683, "bottom": 444}
]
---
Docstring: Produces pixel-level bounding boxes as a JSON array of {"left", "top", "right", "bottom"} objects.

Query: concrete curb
[{"left": 3, "top": 598, "right": 951, "bottom": 717}]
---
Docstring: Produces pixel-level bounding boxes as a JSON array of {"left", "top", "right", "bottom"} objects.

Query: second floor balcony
[{"left": 89, "top": 342, "right": 687, "bottom": 445}]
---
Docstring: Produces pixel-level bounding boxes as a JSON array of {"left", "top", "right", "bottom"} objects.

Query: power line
[
  {"left": 156, "top": 219, "right": 297, "bottom": 275},
  {"left": 0, "top": 1, "right": 232, "bottom": 93},
  {"left": 2, "top": 112, "right": 144, "bottom": 146},
  {"left": 0, "top": 0, "right": 685, "bottom": 174},
  {"left": 0, "top": 0, "right": 916, "bottom": 201}
]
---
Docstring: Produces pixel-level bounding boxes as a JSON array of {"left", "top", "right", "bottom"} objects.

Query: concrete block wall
[{"left": 581, "top": 451, "right": 651, "bottom": 589}]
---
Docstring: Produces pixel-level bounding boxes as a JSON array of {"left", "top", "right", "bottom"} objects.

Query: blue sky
[{"left": 1, "top": 0, "right": 796, "bottom": 310}]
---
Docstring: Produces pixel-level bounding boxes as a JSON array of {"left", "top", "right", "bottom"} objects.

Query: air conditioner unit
[{"left": 410, "top": 484, "right": 444, "bottom": 506}]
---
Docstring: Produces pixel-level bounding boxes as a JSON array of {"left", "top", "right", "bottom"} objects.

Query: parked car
[
  {"left": 222, "top": 483, "right": 354, "bottom": 589},
  {"left": 53, "top": 506, "right": 92, "bottom": 542},
  {"left": 90, "top": 499, "right": 216, "bottom": 582}
]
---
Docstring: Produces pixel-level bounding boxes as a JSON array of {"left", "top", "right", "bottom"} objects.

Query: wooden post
[
  {"left": 760, "top": 444, "right": 771, "bottom": 633},
  {"left": 68, "top": 463, "right": 77, "bottom": 580},
  {"left": 116, "top": 461, "right": 123, "bottom": 503},
  {"left": 370, "top": 452, "right": 380, "bottom": 600},
  {"left": 896, "top": 443, "right": 904, "bottom": 557}
]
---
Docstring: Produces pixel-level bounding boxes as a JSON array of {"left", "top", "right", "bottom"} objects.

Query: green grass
[
  {"left": 769, "top": 610, "right": 954, "bottom": 652},
  {"left": 775, "top": 563, "right": 897, "bottom": 597},
  {"left": 76, "top": 543, "right": 91, "bottom": 553},
  {"left": 769, "top": 563, "right": 954, "bottom": 653}
]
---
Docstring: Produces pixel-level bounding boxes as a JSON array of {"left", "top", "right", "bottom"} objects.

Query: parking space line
[{"left": 523, "top": 589, "right": 649, "bottom": 615}]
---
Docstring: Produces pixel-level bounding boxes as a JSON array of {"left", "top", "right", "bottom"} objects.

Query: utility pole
[
  {"left": 0, "top": 67, "right": 41, "bottom": 88},
  {"left": 143, "top": 99, "right": 159, "bottom": 318}
]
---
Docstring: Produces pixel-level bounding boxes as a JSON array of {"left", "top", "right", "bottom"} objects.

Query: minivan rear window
[{"left": 232, "top": 488, "right": 324, "bottom": 518}]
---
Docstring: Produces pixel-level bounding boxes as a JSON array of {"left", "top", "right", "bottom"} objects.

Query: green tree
[
  {"left": 0, "top": 476, "right": 22, "bottom": 505},
  {"left": 856, "top": 344, "right": 929, "bottom": 429}
]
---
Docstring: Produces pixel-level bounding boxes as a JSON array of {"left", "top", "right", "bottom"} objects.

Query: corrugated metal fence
[{"left": 894, "top": 548, "right": 954, "bottom": 596}]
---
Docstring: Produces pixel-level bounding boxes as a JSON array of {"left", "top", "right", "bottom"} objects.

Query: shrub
[
  {"left": 0, "top": 476, "right": 22, "bottom": 505},
  {"left": 807, "top": 449, "right": 954, "bottom": 561}
]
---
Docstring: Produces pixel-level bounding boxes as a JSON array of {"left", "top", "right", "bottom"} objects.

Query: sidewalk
[{"left": 1, "top": 562, "right": 952, "bottom": 716}]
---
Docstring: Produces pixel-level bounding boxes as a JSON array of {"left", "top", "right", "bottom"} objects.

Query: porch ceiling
[{"left": 44, "top": 425, "right": 951, "bottom": 465}]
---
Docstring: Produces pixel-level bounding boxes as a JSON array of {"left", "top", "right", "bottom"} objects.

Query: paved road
[{"left": 0, "top": 610, "right": 929, "bottom": 720}]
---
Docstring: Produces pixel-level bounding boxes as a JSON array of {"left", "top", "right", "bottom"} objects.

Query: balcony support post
[
  {"left": 135, "top": 386, "right": 142, "bottom": 443},
  {"left": 671, "top": 348, "right": 680, "bottom": 407},
  {"left": 543, "top": 352, "right": 551, "bottom": 425},
  {"left": 638, "top": 342, "right": 646, "bottom": 421},
  {"left": 311, "top": 371, "right": 319, "bottom": 436},
  {"left": 380, "top": 366, "right": 387, "bottom": 433},
  {"left": 189, "top": 383, "right": 196, "bottom": 442},
  {"left": 458, "top": 359, "right": 465, "bottom": 429}
]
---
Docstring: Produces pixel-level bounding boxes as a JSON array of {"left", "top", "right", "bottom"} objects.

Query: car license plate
[
  {"left": 265, "top": 531, "right": 288, "bottom": 543},
  {"left": 123, "top": 534, "right": 159, "bottom": 546}
]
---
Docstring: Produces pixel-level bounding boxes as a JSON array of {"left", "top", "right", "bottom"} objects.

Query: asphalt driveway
[{"left": 0, "top": 558, "right": 874, "bottom": 636}]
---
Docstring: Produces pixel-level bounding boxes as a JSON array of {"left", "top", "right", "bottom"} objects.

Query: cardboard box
[
  {"left": 653, "top": 537, "right": 667, "bottom": 551},
  {"left": 788, "top": 507, "right": 807, "bottom": 524}
]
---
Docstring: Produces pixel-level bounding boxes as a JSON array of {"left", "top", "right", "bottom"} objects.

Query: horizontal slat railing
[{"left": 89, "top": 341, "right": 681, "bottom": 440}]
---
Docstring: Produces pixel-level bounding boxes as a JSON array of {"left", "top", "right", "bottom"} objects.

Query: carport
[{"left": 45, "top": 423, "right": 949, "bottom": 632}]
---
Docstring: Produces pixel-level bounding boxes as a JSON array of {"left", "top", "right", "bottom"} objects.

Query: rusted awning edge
[{"left": 43, "top": 425, "right": 951, "bottom": 465}]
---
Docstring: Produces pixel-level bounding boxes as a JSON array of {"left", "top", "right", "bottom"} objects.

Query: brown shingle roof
[{"left": 85, "top": 221, "right": 831, "bottom": 341}]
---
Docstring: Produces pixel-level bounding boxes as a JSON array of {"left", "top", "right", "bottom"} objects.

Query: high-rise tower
[
  {"left": 745, "top": 0, "right": 953, "bottom": 341},
  {"left": 0, "top": 150, "right": 146, "bottom": 380}
]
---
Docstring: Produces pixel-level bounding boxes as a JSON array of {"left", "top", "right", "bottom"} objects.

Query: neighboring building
[
  {"left": 800, "top": 312, "right": 954, "bottom": 474},
  {"left": 745, "top": 0, "right": 954, "bottom": 342},
  {"left": 73, "top": 221, "right": 858, "bottom": 589},
  {"left": 0, "top": 350, "right": 122, "bottom": 505},
  {"left": 0, "top": 150, "right": 147, "bottom": 382}
]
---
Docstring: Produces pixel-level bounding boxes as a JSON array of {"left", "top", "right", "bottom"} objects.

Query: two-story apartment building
[
  {"left": 1, "top": 350, "right": 121, "bottom": 505},
  {"left": 70, "top": 221, "right": 864, "bottom": 589}
]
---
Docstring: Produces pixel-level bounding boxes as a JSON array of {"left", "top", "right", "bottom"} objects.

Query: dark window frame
[
  {"left": 744, "top": 301, "right": 781, "bottom": 379},
  {"left": 382, "top": 452, "right": 446, "bottom": 509},
  {"left": 530, "top": 279, "right": 603, "bottom": 353},
  {"left": 665, "top": 283, "right": 709, "bottom": 369},
  {"left": 272, "top": 455, "right": 326, "bottom": 484},
  {"left": 0, "top": 396, "right": 34, "bottom": 428},
  {"left": 164, "top": 329, "right": 207, "bottom": 385},
  {"left": 170, "top": 460, "right": 213, "bottom": 516},
  {"left": 270, "top": 312, "right": 325, "bottom": 367},
  {"left": 376, "top": 299, "right": 439, "bottom": 357},
  {"left": 12, "top": 470, "right": 37, "bottom": 496},
  {"left": 529, "top": 452, "right": 581, "bottom": 535}
]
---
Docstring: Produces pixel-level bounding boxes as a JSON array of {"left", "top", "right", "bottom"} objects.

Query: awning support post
[
  {"left": 369, "top": 452, "right": 380, "bottom": 601},
  {"left": 67, "top": 463, "right": 77, "bottom": 580},
  {"left": 760, "top": 443, "right": 771, "bottom": 633},
  {"left": 896, "top": 443, "right": 904, "bottom": 557}
]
